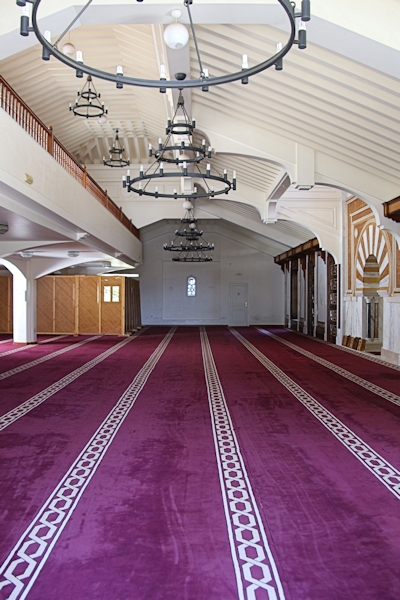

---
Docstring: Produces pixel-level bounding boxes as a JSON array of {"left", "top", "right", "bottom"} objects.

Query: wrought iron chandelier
[
  {"left": 164, "top": 200, "right": 214, "bottom": 262},
  {"left": 103, "top": 130, "right": 130, "bottom": 168},
  {"left": 19, "top": 0, "right": 311, "bottom": 91},
  {"left": 69, "top": 75, "right": 107, "bottom": 119},
  {"left": 122, "top": 90, "right": 236, "bottom": 200}
]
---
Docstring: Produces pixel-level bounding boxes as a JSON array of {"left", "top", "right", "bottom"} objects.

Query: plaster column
[{"left": 12, "top": 262, "right": 37, "bottom": 344}]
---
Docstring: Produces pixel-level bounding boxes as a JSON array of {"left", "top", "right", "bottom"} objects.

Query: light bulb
[
  {"left": 163, "top": 23, "right": 189, "bottom": 50},
  {"left": 62, "top": 42, "right": 76, "bottom": 56}
]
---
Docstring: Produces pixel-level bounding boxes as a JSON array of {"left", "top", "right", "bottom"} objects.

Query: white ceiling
[{"left": 1, "top": 0, "right": 400, "bottom": 260}]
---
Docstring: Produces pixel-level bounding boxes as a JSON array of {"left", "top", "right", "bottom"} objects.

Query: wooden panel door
[
  {"left": 0, "top": 276, "right": 12, "bottom": 333},
  {"left": 55, "top": 277, "right": 76, "bottom": 333},
  {"left": 101, "top": 276, "right": 124, "bottom": 335},
  {"left": 37, "top": 277, "right": 54, "bottom": 333},
  {"left": 78, "top": 276, "right": 100, "bottom": 334}
]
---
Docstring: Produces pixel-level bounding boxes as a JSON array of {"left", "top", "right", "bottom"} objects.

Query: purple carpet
[
  {"left": 265, "top": 327, "right": 400, "bottom": 395},
  {"left": 0, "top": 326, "right": 399, "bottom": 600},
  {"left": 206, "top": 326, "right": 400, "bottom": 600}
]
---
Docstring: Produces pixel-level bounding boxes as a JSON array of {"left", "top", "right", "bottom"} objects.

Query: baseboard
[{"left": 380, "top": 348, "right": 400, "bottom": 366}]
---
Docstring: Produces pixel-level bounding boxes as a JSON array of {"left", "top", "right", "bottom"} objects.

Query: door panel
[
  {"left": 0, "top": 276, "right": 12, "bottom": 333},
  {"left": 37, "top": 277, "right": 54, "bottom": 333},
  {"left": 55, "top": 277, "right": 76, "bottom": 333},
  {"left": 230, "top": 283, "right": 248, "bottom": 326},
  {"left": 78, "top": 276, "right": 100, "bottom": 334},
  {"left": 101, "top": 277, "right": 124, "bottom": 335}
]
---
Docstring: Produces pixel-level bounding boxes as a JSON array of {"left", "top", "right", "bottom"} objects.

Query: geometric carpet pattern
[{"left": 0, "top": 327, "right": 399, "bottom": 600}]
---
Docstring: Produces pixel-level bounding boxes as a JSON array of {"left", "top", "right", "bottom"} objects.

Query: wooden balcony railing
[{"left": 0, "top": 75, "right": 140, "bottom": 240}]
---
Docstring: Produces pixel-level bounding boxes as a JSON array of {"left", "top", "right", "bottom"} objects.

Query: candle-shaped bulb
[
  {"left": 76, "top": 51, "right": 83, "bottom": 63},
  {"left": 203, "top": 68, "right": 209, "bottom": 78},
  {"left": 116, "top": 65, "right": 123, "bottom": 75},
  {"left": 44, "top": 30, "right": 51, "bottom": 42},
  {"left": 277, "top": 42, "right": 283, "bottom": 52},
  {"left": 160, "top": 64, "right": 166, "bottom": 79},
  {"left": 140, "top": 164, "right": 144, "bottom": 172},
  {"left": 242, "top": 54, "right": 248, "bottom": 69}
]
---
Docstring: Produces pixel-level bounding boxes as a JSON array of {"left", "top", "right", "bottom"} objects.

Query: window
[
  {"left": 103, "top": 285, "right": 111, "bottom": 302},
  {"left": 112, "top": 285, "right": 120, "bottom": 302},
  {"left": 187, "top": 276, "right": 196, "bottom": 297}
]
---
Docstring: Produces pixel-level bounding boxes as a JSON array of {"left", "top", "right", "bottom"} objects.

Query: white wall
[{"left": 138, "top": 220, "right": 284, "bottom": 325}]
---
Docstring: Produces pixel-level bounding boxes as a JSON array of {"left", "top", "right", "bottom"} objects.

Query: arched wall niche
[
  {"left": 354, "top": 221, "right": 392, "bottom": 296},
  {"left": 347, "top": 198, "right": 398, "bottom": 296}
]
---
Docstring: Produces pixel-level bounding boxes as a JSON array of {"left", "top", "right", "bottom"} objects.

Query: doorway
[{"left": 230, "top": 283, "right": 248, "bottom": 326}]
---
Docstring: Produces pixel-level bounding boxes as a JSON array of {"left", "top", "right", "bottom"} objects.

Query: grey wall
[{"left": 138, "top": 220, "right": 285, "bottom": 325}]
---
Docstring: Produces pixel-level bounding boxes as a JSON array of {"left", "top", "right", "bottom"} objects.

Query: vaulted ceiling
[{"left": 1, "top": 0, "right": 400, "bottom": 256}]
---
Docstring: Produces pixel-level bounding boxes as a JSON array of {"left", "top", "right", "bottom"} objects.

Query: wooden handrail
[{"left": 0, "top": 75, "right": 140, "bottom": 240}]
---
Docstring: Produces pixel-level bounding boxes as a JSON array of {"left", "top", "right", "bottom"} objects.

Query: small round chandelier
[
  {"left": 122, "top": 90, "right": 236, "bottom": 200},
  {"left": 69, "top": 75, "right": 107, "bottom": 119},
  {"left": 164, "top": 200, "right": 214, "bottom": 262},
  {"left": 103, "top": 130, "right": 130, "bottom": 168},
  {"left": 21, "top": 0, "right": 311, "bottom": 91}
]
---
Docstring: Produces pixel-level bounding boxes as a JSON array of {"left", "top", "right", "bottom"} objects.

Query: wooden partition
[
  {"left": 0, "top": 276, "right": 13, "bottom": 333},
  {"left": 124, "top": 278, "right": 142, "bottom": 333},
  {"left": 78, "top": 276, "right": 101, "bottom": 334},
  {"left": 36, "top": 275, "right": 141, "bottom": 335}
]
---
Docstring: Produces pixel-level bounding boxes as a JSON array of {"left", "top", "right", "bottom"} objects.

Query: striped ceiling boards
[{"left": 1, "top": 1, "right": 400, "bottom": 248}]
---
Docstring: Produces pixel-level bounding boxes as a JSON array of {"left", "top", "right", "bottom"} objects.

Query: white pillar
[{"left": 12, "top": 263, "right": 37, "bottom": 344}]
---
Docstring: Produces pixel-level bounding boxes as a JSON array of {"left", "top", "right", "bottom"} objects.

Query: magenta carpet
[{"left": 0, "top": 326, "right": 399, "bottom": 600}]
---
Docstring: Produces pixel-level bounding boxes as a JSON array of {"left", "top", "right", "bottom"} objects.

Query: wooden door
[
  {"left": 55, "top": 277, "right": 76, "bottom": 333},
  {"left": 78, "top": 276, "right": 100, "bottom": 334},
  {"left": 0, "top": 276, "right": 12, "bottom": 333},
  {"left": 101, "top": 276, "right": 124, "bottom": 335},
  {"left": 37, "top": 277, "right": 54, "bottom": 333}
]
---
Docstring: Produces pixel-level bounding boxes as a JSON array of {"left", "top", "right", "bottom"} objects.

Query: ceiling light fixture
[
  {"left": 0, "top": 224, "right": 9, "bottom": 235},
  {"left": 103, "top": 129, "right": 130, "bottom": 168},
  {"left": 164, "top": 201, "right": 214, "bottom": 262},
  {"left": 22, "top": 0, "right": 310, "bottom": 91},
  {"left": 69, "top": 75, "right": 108, "bottom": 119},
  {"left": 62, "top": 42, "right": 75, "bottom": 56},
  {"left": 163, "top": 10, "right": 189, "bottom": 50},
  {"left": 122, "top": 89, "right": 236, "bottom": 200},
  {"left": 67, "top": 250, "right": 80, "bottom": 257},
  {"left": 20, "top": 251, "right": 33, "bottom": 258}
]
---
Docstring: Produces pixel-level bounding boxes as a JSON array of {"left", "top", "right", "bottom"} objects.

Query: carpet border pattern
[
  {"left": 0, "top": 327, "right": 175, "bottom": 600},
  {"left": 200, "top": 328, "right": 285, "bottom": 600},
  {"left": 0, "top": 335, "right": 69, "bottom": 358},
  {"left": 292, "top": 329, "right": 400, "bottom": 372},
  {"left": 259, "top": 329, "right": 400, "bottom": 408},
  {"left": 0, "top": 336, "right": 100, "bottom": 381},
  {"left": 230, "top": 328, "right": 400, "bottom": 501},
  {"left": 0, "top": 330, "right": 147, "bottom": 432}
]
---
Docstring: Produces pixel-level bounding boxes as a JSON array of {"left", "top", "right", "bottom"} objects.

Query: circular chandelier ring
[
  {"left": 31, "top": 0, "right": 296, "bottom": 89},
  {"left": 70, "top": 104, "right": 105, "bottom": 118},
  {"left": 155, "top": 146, "right": 206, "bottom": 163},
  {"left": 127, "top": 172, "right": 232, "bottom": 198}
]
